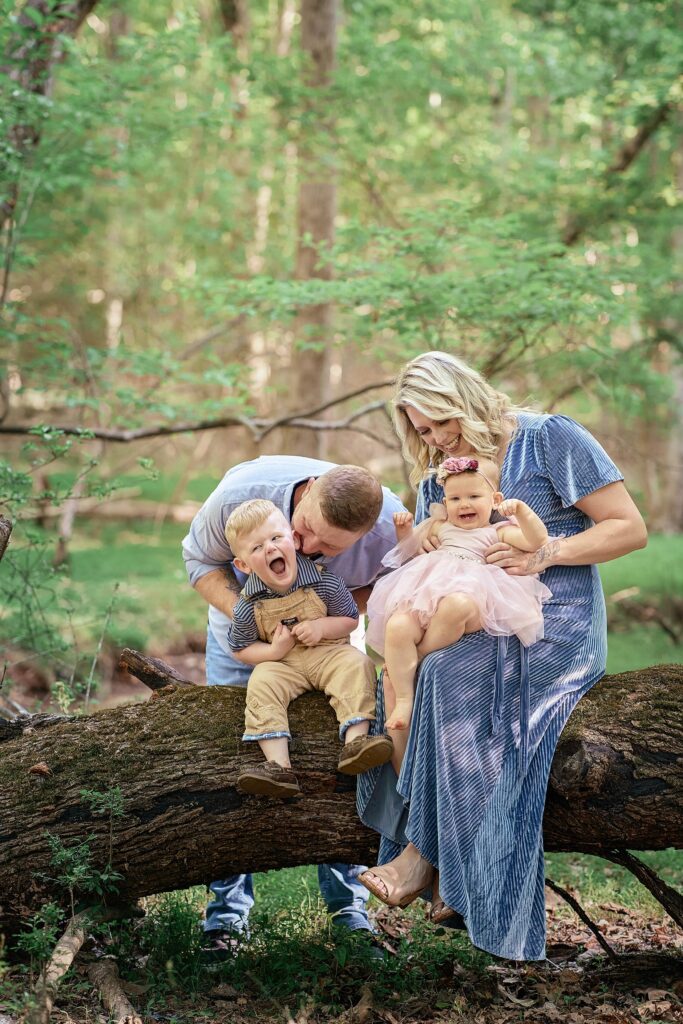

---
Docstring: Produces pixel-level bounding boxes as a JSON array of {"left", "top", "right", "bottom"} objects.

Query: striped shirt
[{"left": 228, "top": 552, "right": 359, "bottom": 652}]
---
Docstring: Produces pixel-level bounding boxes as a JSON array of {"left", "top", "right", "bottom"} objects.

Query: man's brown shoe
[
  {"left": 338, "top": 734, "right": 394, "bottom": 775},
  {"left": 237, "top": 760, "right": 301, "bottom": 798}
]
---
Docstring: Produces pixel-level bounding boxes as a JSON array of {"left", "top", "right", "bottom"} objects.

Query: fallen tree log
[{"left": 0, "top": 656, "right": 681, "bottom": 926}]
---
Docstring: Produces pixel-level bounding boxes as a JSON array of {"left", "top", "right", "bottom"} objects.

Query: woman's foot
[
  {"left": 429, "top": 871, "right": 464, "bottom": 926},
  {"left": 359, "top": 845, "right": 434, "bottom": 909},
  {"left": 385, "top": 697, "right": 414, "bottom": 731}
]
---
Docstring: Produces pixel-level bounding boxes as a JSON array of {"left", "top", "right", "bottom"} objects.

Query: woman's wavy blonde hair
[{"left": 392, "top": 351, "right": 523, "bottom": 489}]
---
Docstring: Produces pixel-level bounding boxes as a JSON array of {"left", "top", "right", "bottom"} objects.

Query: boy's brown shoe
[
  {"left": 338, "top": 734, "right": 394, "bottom": 775},
  {"left": 237, "top": 761, "right": 301, "bottom": 798}
]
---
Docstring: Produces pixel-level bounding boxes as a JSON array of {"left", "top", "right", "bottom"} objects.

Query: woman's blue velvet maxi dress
[{"left": 357, "top": 412, "right": 624, "bottom": 961}]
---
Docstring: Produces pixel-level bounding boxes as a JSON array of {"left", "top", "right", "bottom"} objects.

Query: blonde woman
[{"left": 358, "top": 351, "right": 646, "bottom": 959}]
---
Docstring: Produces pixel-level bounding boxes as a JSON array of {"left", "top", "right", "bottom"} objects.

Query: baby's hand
[
  {"left": 393, "top": 511, "right": 414, "bottom": 541},
  {"left": 497, "top": 498, "right": 522, "bottom": 519},
  {"left": 291, "top": 618, "right": 324, "bottom": 646},
  {"left": 269, "top": 623, "right": 296, "bottom": 659}
]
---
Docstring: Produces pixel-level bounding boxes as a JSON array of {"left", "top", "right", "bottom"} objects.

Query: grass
[
  {"left": 545, "top": 849, "right": 683, "bottom": 914},
  {"left": 102, "top": 876, "right": 489, "bottom": 1013},
  {"left": 599, "top": 535, "right": 683, "bottom": 600}
]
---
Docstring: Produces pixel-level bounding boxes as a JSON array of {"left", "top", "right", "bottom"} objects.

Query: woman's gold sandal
[{"left": 359, "top": 868, "right": 426, "bottom": 909}]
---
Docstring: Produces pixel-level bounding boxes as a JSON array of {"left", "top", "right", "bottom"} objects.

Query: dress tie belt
[{"left": 490, "top": 636, "right": 530, "bottom": 777}]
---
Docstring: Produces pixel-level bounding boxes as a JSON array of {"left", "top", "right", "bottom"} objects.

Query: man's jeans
[{"left": 204, "top": 626, "right": 372, "bottom": 935}]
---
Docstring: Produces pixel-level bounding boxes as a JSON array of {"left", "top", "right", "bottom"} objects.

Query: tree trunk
[
  {"left": 288, "top": 0, "right": 337, "bottom": 459},
  {"left": 1, "top": 0, "right": 100, "bottom": 220},
  {"left": 0, "top": 658, "right": 681, "bottom": 926}
]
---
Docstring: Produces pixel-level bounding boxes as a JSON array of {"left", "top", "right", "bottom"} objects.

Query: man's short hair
[
  {"left": 225, "top": 499, "right": 281, "bottom": 551},
  {"left": 316, "top": 465, "right": 383, "bottom": 533}
]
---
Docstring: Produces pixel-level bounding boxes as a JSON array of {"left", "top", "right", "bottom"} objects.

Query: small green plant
[
  {"left": 14, "top": 902, "right": 63, "bottom": 982},
  {"left": 40, "top": 832, "right": 123, "bottom": 917},
  {"left": 80, "top": 786, "right": 125, "bottom": 865},
  {"left": 138, "top": 890, "right": 206, "bottom": 994}
]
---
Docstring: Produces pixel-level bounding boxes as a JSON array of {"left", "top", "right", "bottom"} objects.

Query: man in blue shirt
[{"left": 182, "top": 457, "right": 406, "bottom": 955}]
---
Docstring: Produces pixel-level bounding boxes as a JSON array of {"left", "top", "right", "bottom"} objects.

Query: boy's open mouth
[
  {"left": 268, "top": 556, "right": 287, "bottom": 576},
  {"left": 459, "top": 513, "right": 477, "bottom": 522}
]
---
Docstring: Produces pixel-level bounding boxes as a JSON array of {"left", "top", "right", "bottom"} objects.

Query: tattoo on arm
[
  {"left": 224, "top": 563, "right": 242, "bottom": 596},
  {"left": 526, "top": 538, "right": 561, "bottom": 573}
]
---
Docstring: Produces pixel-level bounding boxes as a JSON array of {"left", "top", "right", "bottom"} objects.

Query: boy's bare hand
[
  {"left": 291, "top": 618, "right": 324, "bottom": 646},
  {"left": 269, "top": 623, "right": 296, "bottom": 659}
]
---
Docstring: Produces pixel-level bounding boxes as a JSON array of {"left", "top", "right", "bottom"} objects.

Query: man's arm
[{"left": 193, "top": 565, "right": 242, "bottom": 618}]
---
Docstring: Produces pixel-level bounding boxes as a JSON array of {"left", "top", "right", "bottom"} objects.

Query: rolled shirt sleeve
[{"left": 182, "top": 487, "right": 235, "bottom": 587}]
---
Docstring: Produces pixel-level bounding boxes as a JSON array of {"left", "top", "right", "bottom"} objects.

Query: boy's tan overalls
[{"left": 243, "top": 583, "right": 377, "bottom": 739}]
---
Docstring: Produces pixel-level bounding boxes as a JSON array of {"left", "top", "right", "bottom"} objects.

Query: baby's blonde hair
[
  {"left": 225, "top": 499, "right": 284, "bottom": 552},
  {"left": 392, "top": 351, "right": 523, "bottom": 489}
]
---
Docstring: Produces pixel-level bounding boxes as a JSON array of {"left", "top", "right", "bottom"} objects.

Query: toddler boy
[{"left": 226, "top": 498, "right": 393, "bottom": 797}]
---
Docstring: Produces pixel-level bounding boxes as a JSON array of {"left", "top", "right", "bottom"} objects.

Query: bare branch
[
  {"left": 177, "top": 315, "right": 248, "bottom": 362},
  {"left": 28, "top": 906, "right": 144, "bottom": 1024},
  {"left": 606, "top": 101, "right": 673, "bottom": 176},
  {"left": 0, "top": 389, "right": 398, "bottom": 447},
  {"left": 118, "top": 648, "right": 197, "bottom": 690},
  {"left": 563, "top": 98, "right": 675, "bottom": 247},
  {"left": 28, "top": 910, "right": 91, "bottom": 1024},
  {"left": 603, "top": 849, "right": 683, "bottom": 928},
  {"left": 545, "top": 877, "right": 618, "bottom": 960},
  {"left": 87, "top": 958, "right": 143, "bottom": 1024}
]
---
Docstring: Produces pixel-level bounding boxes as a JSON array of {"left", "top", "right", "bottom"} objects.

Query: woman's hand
[
  {"left": 419, "top": 531, "right": 441, "bottom": 553},
  {"left": 485, "top": 538, "right": 561, "bottom": 576}
]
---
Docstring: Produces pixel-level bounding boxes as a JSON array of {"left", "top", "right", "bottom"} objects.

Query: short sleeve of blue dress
[{"left": 357, "top": 413, "right": 623, "bottom": 962}]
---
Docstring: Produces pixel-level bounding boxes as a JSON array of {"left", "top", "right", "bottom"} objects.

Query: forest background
[{"left": 1, "top": 0, "right": 683, "bottom": 1021}]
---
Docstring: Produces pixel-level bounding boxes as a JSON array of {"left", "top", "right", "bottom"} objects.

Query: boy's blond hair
[{"left": 225, "top": 499, "right": 283, "bottom": 552}]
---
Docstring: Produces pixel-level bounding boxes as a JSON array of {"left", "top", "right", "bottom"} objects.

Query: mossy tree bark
[{"left": 1, "top": 659, "right": 681, "bottom": 926}]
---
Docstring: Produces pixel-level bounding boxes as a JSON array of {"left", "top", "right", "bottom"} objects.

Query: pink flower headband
[{"left": 436, "top": 456, "right": 496, "bottom": 491}]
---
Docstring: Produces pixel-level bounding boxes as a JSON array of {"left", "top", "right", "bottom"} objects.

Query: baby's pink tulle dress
[{"left": 366, "top": 508, "right": 552, "bottom": 655}]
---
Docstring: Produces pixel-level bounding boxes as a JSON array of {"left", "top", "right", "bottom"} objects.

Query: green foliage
[
  {"left": 2, "top": 0, "right": 680, "bottom": 432},
  {"left": 14, "top": 902, "right": 63, "bottom": 979},
  {"left": 0, "top": 434, "right": 122, "bottom": 701},
  {"left": 80, "top": 785, "right": 125, "bottom": 821},
  {"left": 127, "top": 880, "right": 489, "bottom": 1007},
  {"left": 40, "top": 832, "right": 123, "bottom": 917}
]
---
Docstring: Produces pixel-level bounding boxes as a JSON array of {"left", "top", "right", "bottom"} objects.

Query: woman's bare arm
[{"left": 485, "top": 481, "right": 647, "bottom": 576}]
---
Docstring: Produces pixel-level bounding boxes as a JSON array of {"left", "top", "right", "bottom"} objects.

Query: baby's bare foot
[{"left": 386, "top": 698, "right": 413, "bottom": 731}]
